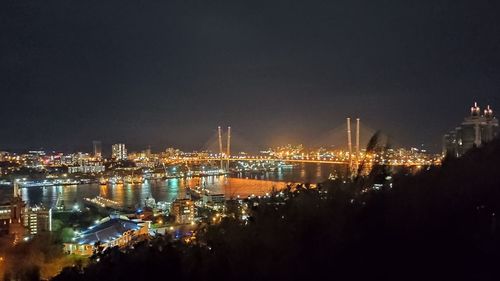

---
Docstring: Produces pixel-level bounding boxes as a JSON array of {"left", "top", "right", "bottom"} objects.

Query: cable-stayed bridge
[{"left": 185, "top": 119, "right": 435, "bottom": 168}]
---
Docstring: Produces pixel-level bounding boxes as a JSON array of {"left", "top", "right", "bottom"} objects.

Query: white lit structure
[
  {"left": 24, "top": 206, "right": 52, "bottom": 235},
  {"left": 112, "top": 143, "right": 128, "bottom": 161},
  {"left": 93, "top": 140, "right": 102, "bottom": 159},
  {"left": 68, "top": 164, "right": 105, "bottom": 174},
  {"left": 64, "top": 215, "right": 149, "bottom": 255},
  {"left": 444, "top": 102, "right": 499, "bottom": 157}
]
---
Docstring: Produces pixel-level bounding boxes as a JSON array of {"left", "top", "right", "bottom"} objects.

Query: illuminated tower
[
  {"left": 484, "top": 105, "right": 498, "bottom": 143},
  {"left": 443, "top": 102, "right": 499, "bottom": 157},
  {"left": 472, "top": 102, "right": 482, "bottom": 146},
  {"left": 112, "top": 143, "right": 127, "bottom": 161},
  {"left": 356, "top": 118, "right": 360, "bottom": 165},
  {"left": 346, "top": 118, "right": 352, "bottom": 170},
  {"left": 9, "top": 181, "right": 26, "bottom": 241},
  {"left": 218, "top": 126, "right": 224, "bottom": 171},
  {"left": 93, "top": 141, "right": 102, "bottom": 159},
  {"left": 226, "top": 126, "right": 231, "bottom": 171}
]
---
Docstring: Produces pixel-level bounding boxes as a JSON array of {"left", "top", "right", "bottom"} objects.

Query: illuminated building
[
  {"left": 0, "top": 185, "right": 52, "bottom": 238},
  {"left": 171, "top": 199, "right": 195, "bottom": 224},
  {"left": 9, "top": 181, "right": 26, "bottom": 241},
  {"left": 24, "top": 206, "right": 52, "bottom": 235},
  {"left": 202, "top": 193, "right": 225, "bottom": 211},
  {"left": 112, "top": 143, "right": 128, "bottom": 161},
  {"left": 0, "top": 204, "right": 11, "bottom": 235},
  {"left": 64, "top": 215, "right": 150, "bottom": 255},
  {"left": 444, "top": 102, "right": 499, "bottom": 157},
  {"left": 93, "top": 140, "right": 102, "bottom": 159},
  {"left": 68, "top": 163, "right": 105, "bottom": 174},
  {"left": 0, "top": 182, "right": 25, "bottom": 236}
]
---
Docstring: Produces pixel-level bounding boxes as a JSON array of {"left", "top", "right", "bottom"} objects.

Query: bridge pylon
[
  {"left": 217, "top": 126, "right": 232, "bottom": 173},
  {"left": 346, "top": 117, "right": 361, "bottom": 178},
  {"left": 218, "top": 126, "right": 224, "bottom": 171},
  {"left": 226, "top": 126, "right": 231, "bottom": 171}
]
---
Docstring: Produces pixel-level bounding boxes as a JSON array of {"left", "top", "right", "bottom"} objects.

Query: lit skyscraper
[
  {"left": 443, "top": 102, "right": 499, "bottom": 157},
  {"left": 112, "top": 143, "right": 127, "bottom": 161},
  {"left": 93, "top": 141, "right": 102, "bottom": 159}
]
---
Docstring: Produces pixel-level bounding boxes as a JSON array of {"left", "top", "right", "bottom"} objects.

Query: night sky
[{"left": 1, "top": 0, "right": 499, "bottom": 153}]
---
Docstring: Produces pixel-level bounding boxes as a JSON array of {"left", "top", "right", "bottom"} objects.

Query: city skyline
[
  {"left": 2, "top": 1, "right": 499, "bottom": 152},
  {"left": 2, "top": 2, "right": 500, "bottom": 280},
  {"left": 0, "top": 102, "right": 497, "bottom": 154}
]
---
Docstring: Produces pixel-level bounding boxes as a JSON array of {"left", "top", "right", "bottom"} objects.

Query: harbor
[{"left": 0, "top": 163, "right": 342, "bottom": 210}]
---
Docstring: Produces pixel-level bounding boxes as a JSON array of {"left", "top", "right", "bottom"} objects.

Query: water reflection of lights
[{"left": 4, "top": 163, "right": 349, "bottom": 208}]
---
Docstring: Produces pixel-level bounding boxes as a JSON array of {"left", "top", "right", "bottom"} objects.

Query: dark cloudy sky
[{"left": 1, "top": 0, "right": 499, "bottom": 153}]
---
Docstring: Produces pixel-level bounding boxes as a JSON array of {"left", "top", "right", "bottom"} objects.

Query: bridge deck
[{"left": 179, "top": 157, "right": 430, "bottom": 166}]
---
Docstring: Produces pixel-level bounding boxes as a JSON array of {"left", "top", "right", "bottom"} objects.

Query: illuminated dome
[
  {"left": 484, "top": 105, "right": 494, "bottom": 119},
  {"left": 470, "top": 102, "right": 481, "bottom": 117}
]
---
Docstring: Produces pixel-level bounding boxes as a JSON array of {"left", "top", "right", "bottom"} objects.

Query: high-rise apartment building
[
  {"left": 24, "top": 207, "right": 52, "bottom": 235},
  {"left": 171, "top": 199, "right": 195, "bottom": 224},
  {"left": 93, "top": 141, "right": 102, "bottom": 159},
  {"left": 443, "top": 102, "right": 499, "bottom": 157},
  {"left": 112, "top": 143, "right": 127, "bottom": 161}
]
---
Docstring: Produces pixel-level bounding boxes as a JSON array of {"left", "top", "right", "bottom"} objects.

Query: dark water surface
[{"left": 0, "top": 163, "right": 347, "bottom": 208}]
